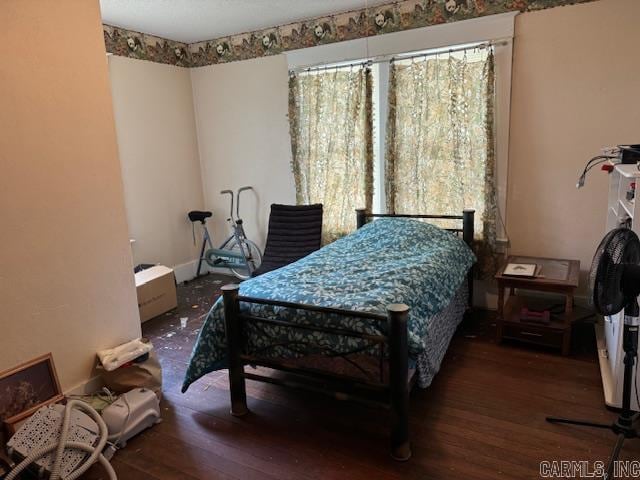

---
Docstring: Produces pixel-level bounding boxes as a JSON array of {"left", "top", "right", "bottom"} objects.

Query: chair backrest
[{"left": 252, "top": 204, "right": 323, "bottom": 276}]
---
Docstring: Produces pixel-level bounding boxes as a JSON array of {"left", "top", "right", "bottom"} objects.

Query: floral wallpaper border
[
  {"left": 104, "top": 0, "right": 598, "bottom": 68},
  {"left": 103, "top": 25, "right": 191, "bottom": 67}
]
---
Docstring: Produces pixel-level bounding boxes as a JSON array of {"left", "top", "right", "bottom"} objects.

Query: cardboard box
[{"left": 134, "top": 265, "right": 177, "bottom": 323}]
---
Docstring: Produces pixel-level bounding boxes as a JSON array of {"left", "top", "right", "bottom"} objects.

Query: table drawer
[{"left": 502, "top": 323, "right": 565, "bottom": 348}]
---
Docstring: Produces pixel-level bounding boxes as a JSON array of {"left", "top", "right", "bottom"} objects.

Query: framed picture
[
  {"left": 0, "top": 353, "right": 63, "bottom": 436},
  {"left": 503, "top": 263, "right": 538, "bottom": 278}
]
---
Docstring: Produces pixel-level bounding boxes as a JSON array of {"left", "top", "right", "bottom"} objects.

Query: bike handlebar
[
  {"left": 219, "top": 187, "right": 254, "bottom": 220},
  {"left": 220, "top": 190, "right": 234, "bottom": 219},
  {"left": 236, "top": 186, "right": 253, "bottom": 218}
]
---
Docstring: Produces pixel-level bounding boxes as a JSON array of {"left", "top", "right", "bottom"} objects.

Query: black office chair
[{"left": 252, "top": 204, "right": 323, "bottom": 277}]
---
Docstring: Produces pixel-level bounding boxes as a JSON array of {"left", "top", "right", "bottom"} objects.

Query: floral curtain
[
  {"left": 289, "top": 67, "right": 373, "bottom": 244},
  {"left": 385, "top": 48, "right": 498, "bottom": 275}
]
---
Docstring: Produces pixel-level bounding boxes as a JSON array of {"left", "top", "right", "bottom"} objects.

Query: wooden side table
[{"left": 495, "top": 256, "right": 581, "bottom": 355}]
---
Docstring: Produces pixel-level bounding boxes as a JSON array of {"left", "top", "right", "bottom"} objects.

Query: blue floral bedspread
[{"left": 182, "top": 218, "right": 475, "bottom": 392}]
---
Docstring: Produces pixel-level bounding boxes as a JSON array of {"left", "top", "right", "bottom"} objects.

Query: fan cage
[{"left": 589, "top": 227, "right": 640, "bottom": 316}]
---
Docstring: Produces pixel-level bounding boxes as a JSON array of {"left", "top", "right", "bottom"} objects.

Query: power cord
[
  {"left": 576, "top": 155, "right": 618, "bottom": 188},
  {"left": 634, "top": 356, "right": 640, "bottom": 409}
]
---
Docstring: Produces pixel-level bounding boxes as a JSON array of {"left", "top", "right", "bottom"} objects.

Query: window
[
  {"left": 288, "top": 66, "right": 373, "bottom": 243},
  {"left": 385, "top": 47, "right": 496, "bottom": 239},
  {"left": 287, "top": 13, "right": 515, "bottom": 248}
]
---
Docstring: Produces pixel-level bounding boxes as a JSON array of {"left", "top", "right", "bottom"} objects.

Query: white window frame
[{"left": 286, "top": 12, "right": 517, "bottom": 243}]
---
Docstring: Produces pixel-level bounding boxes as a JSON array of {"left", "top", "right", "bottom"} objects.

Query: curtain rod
[
  {"left": 293, "top": 59, "right": 373, "bottom": 75},
  {"left": 290, "top": 39, "right": 509, "bottom": 74}
]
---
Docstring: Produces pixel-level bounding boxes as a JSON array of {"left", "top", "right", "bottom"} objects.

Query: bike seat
[{"left": 188, "top": 210, "right": 212, "bottom": 223}]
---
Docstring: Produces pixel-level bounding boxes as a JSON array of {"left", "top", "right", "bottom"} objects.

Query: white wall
[
  {"left": 507, "top": 0, "right": 640, "bottom": 295},
  {"left": 109, "top": 56, "right": 205, "bottom": 279},
  {"left": 0, "top": 0, "right": 141, "bottom": 392},
  {"left": 190, "top": 55, "right": 296, "bottom": 249}
]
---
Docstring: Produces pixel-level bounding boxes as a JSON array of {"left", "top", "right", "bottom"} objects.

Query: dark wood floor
[{"left": 90, "top": 274, "right": 639, "bottom": 479}]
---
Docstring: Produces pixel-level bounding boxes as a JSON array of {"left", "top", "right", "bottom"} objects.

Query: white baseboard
[
  {"left": 172, "top": 258, "right": 235, "bottom": 284},
  {"left": 173, "top": 259, "right": 199, "bottom": 284},
  {"left": 65, "top": 374, "right": 105, "bottom": 396},
  {"left": 594, "top": 320, "right": 618, "bottom": 408}
]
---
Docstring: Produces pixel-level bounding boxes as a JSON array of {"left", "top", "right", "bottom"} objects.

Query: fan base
[
  {"left": 545, "top": 416, "right": 638, "bottom": 437},
  {"left": 546, "top": 321, "right": 638, "bottom": 479},
  {"left": 545, "top": 416, "right": 637, "bottom": 479}
]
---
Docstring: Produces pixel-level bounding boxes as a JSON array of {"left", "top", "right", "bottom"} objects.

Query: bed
[{"left": 182, "top": 209, "right": 476, "bottom": 460}]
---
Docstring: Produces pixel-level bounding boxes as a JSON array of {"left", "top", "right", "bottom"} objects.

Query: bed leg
[
  {"left": 222, "top": 284, "right": 249, "bottom": 417},
  {"left": 387, "top": 303, "right": 411, "bottom": 461},
  {"left": 463, "top": 209, "right": 475, "bottom": 309},
  {"left": 356, "top": 208, "right": 368, "bottom": 229}
]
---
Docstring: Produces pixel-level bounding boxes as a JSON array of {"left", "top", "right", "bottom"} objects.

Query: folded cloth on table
[{"left": 97, "top": 338, "right": 153, "bottom": 372}]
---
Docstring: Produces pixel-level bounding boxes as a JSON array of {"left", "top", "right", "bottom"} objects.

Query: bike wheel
[{"left": 229, "top": 239, "right": 262, "bottom": 280}]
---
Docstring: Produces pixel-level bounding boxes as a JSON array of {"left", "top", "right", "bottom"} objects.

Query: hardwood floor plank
[{"left": 85, "top": 457, "right": 162, "bottom": 480}]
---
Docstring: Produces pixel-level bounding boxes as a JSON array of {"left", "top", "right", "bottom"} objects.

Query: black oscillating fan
[{"left": 547, "top": 228, "right": 640, "bottom": 479}]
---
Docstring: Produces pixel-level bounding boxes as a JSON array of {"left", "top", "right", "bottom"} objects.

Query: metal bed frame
[{"left": 220, "top": 208, "right": 475, "bottom": 461}]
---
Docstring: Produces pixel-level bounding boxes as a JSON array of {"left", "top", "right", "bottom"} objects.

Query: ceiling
[{"left": 99, "top": 0, "right": 392, "bottom": 44}]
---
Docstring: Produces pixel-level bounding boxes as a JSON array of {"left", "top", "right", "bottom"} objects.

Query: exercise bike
[{"left": 188, "top": 187, "right": 262, "bottom": 280}]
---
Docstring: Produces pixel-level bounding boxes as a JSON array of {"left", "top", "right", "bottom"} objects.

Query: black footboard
[
  {"left": 220, "top": 208, "right": 474, "bottom": 461},
  {"left": 221, "top": 283, "right": 412, "bottom": 461}
]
